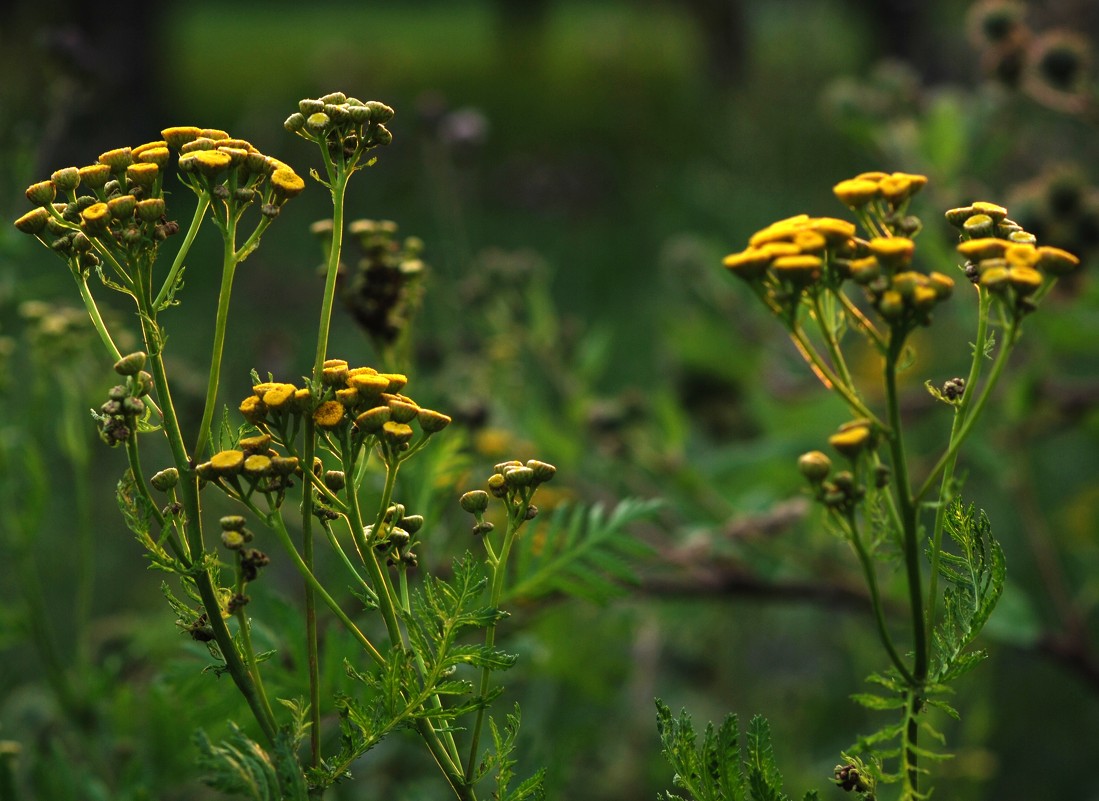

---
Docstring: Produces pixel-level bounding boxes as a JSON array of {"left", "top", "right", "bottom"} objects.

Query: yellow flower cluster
[
  {"left": 196, "top": 432, "right": 300, "bottom": 497},
  {"left": 723, "top": 172, "right": 959, "bottom": 328},
  {"left": 239, "top": 359, "right": 451, "bottom": 452},
  {"left": 14, "top": 127, "right": 306, "bottom": 262},
  {"left": 722, "top": 213, "right": 857, "bottom": 285},
  {"left": 948, "top": 202, "right": 1081, "bottom": 315},
  {"left": 832, "top": 171, "right": 928, "bottom": 210}
]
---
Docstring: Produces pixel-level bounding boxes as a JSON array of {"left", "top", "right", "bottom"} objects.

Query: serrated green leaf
[
  {"left": 850, "top": 693, "right": 906, "bottom": 711},
  {"left": 505, "top": 499, "right": 660, "bottom": 604}
]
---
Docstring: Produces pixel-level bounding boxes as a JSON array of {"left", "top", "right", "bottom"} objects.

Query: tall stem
[
  {"left": 313, "top": 171, "right": 349, "bottom": 382},
  {"left": 194, "top": 222, "right": 240, "bottom": 459},
  {"left": 884, "top": 330, "right": 926, "bottom": 792},
  {"left": 139, "top": 311, "right": 278, "bottom": 744}
]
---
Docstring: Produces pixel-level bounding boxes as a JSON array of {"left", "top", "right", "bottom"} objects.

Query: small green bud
[
  {"left": 324, "top": 470, "right": 346, "bottom": 491},
  {"left": 222, "top": 529, "right": 247, "bottom": 550},
  {"left": 220, "top": 515, "right": 247, "bottom": 531},
  {"left": 459, "top": 490, "right": 490, "bottom": 514},
  {"left": 365, "top": 101, "right": 395, "bottom": 123},
  {"left": 372, "top": 124, "right": 393, "bottom": 146},
  {"left": 526, "top": 459, "right": 557, "bottom": 482},
  {"left": 797, "top": 451, "right": 832, "bottom": 484},
  {"left": 284, "top": 112, "right": 306, "bottom": 132},
  {"left": 306, "top": 112, "right": 330, "bottom": 133},
  {"left": 472, "top": 521, "right": 495, "bottom": 536},
  {"left": 387, "top": 399, "right": 420, "bottom": 424},
  {"left": 25, "top": 180, "right": 56, "bottom": 205},
  {"left": 503, "top": 466, "right": 535, "bottom": 487},
  {"left": 133, "top": 370, "right": 154, "bottom": 397},
  {"left": 114, "top": 351, "right": 147, "bottom": 376},
  {"left": 14, "top": 207, "right": 49, "bottom": 235},
  {"left": 400, "top": 515, "right": 424, "bottom": 534},
  {"left": 417, "top": 408, "right": 452, "bottom": 433},
  {"left": 487, "top": 473, "right": 508, "bottom": 498},
  {"left": 150, "top": 467, "right": 179, "bottom": 492},
  {"left": 51, "top": 167, "right": 81, "bottom": 193}
]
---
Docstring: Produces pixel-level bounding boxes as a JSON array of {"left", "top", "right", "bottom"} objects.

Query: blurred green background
[{"left": 2, "top": 0, "right": 1099, "bottom": 798}]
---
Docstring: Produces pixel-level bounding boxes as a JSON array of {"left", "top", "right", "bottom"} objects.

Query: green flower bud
[
  {"left": 25, "top": 180, "right": 56, "bottom": 205},
  {"left": 220, "top": 515, "right": 247, "bottom": 531},
  {"left": 222, "top": 529, "right": 246, "bottom": 550},
  {"left": 243, "top": 454, "right": 273, "bottom": 476},
  {"left": 797, "top": 450, "right": 832, "bottom": 484},
  {"left": 306, "top": 112, "right": 330, "bottom": 133},
  {"left": 150, "top": 467, "right": 179, "bottom": 492},
  {"left": 298, "top": 98, "right": 324, "bottom": 115},
  {"left": 417, "top": 408, "right": 452, "bottom": 433},
  {"left": 372, "top": 124, "right": 393, "bottom": 146},
  {"left": 107, "top": 194, "right": 137, "bottom": 220},
  {"left": 381, "top": 421, "right": 414, "bottom": 445},
  {"left": 136, "top": 198, "right": 165, "bottom": 222},
  {"left": 161, "top": 126, "right": 202, "bottom": 150},
  {"left": 51, "top": 167, "right": 81, "bottom": 193},
  {"left": 459, "top": 490, "right": 490, "bottom": 514},
  {"left": 388, "top": 399, "right": 420, "bottom": 424},
  {"left": 526, "top": 459, "right": 557, "bottom": 482},
  {"left": 78, "top": 164, "right": 111, "bottom": 189},
  {"left": 319, "top": 91, "right": 348, "bottom": 105},
  {"left": 365, "top": 100, "right": 395, "bottom": 123},
  {"left": 324, "top": 470, "right": 346, "bottom": 491},
  {"left": 829, "top": 424, "right": 874, "bottom": 460},
  {"left": 284, "top": 112, "right": 306, "bottom": 133},
  {"left": 504, "top": 466, "right": 535, "bottom": 487},
  {"left": 98, "top": 147, "right": 132, "bottom": 172},
  {"left": 487, "top": 473, "right": 508, "bottom": 498},
  {"left": 14, "top": 207, "right": 49, "bottom": 235},
  {"left": 400, "top": 515, "right": 424, "bottom": 534}
]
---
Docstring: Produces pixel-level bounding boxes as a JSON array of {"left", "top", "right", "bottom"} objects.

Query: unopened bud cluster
[
  {"left": 312, "top": 218, "right": 426, "bottom": 349},
  {"left": 798, "top": 421, "right": 879, "bottom": 514},
  {"left": 221, "top": 513, "right": 269, "bottom": 587},
  {"left": 195, "top": 432, "right": 299, "bottom": 501},
  {"left": 14, "top": 127, "right": 305, "bottom": 270},
  {"left": 459, "top": 459, "right": 557, "bottom": 536},
  {"left": 284, "top": 92, "right": 395, "bottom": 163},
  {"left": 95, "top": 352, "right": 153, "bottom": 446},
  {"left": 369, "top": 502, "right": 425, "bottom": 568},
  {"left": 238, "top": 360, "right": 451, "bottom": 457},
  {"left": 948, "top": 201, "right": 1080, "bottom": 317}
]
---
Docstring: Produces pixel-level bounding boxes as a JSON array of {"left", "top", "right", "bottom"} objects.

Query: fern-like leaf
[
  {"left": 504, "top": 498, "right": 659, "bottom": 604},
  {"left": 194, "top": 724, "right": 307, "bottom": 801}
]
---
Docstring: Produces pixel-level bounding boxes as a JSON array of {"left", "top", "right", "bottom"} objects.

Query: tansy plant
[
  {"left": 657, "top": 172, "right": 1081, "bottom": 801},
  {"left": 13, "top": 92, "right": 556, "bottom": 801}
]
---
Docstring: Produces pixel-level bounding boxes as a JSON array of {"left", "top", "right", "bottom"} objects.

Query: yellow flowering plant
[
  {"left": 658, "top": 171, "right": 1081, "bottom": 801},
  {"left": 13, "top": 92, "right": 560, "bottom": 800}
]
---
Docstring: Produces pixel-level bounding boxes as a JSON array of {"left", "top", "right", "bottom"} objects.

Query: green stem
[
  {"left": 235, "top": 603, "right": 278, "bottom": 737},
  {"left": 300, "top": 423, "right": 323, "bottom": 768},
  {"left": 465, "top": 507, "right": 523, "bottom": 782},
  {"left": 258, "top": 504, "right": 386, "bottom": 666},
  {"left": 138, "top": 311, "right": 278, "bottom": 745},
  {"left": 840, "top": 510, "right": 915, "bottom": 685},
  {"left": 916, "top": 312, "right": 1019, "bottom": 502},
  {"left": 193, "top": 220, "right": 240, "bottom": 460},
  {"left": 153, "top": 194, "right": 210, "bottom": 311},
  {"left": 925, "top": 290, "right": 993, "bottom": 636},
  {"left": 312, "top": 171, "right": 349, "bottom": 382},
  {"left": 810, "top": 292, "right": 857, "bottom": 391},
  {"left": 789, "top": 326, "right": 888, "bottom": 430},
  {"left": 884, "top": 330, "right": 926, "bottom": 793}
]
